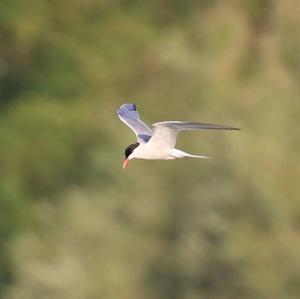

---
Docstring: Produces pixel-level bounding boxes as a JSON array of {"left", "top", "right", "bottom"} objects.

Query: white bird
[{"left": 117, "top": 103, "right": 240, "bottom": 169}]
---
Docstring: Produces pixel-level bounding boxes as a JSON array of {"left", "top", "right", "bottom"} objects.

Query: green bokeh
[{"left": 0, "top": 1, "right": 300, "bottom": 298}]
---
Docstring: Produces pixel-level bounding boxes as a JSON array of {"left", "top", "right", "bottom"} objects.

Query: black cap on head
[{"left": 124, "top": 143, "right": 139, "bottom": 159}]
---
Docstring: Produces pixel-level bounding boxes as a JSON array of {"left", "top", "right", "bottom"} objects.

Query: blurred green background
[{"left": 0, "top": 0, "right": 300, "bottom": 298}]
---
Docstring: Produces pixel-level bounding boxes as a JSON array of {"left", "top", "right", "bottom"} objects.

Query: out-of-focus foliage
[{"left": 0, "top": 0, "right": 300, "bottom": 298}]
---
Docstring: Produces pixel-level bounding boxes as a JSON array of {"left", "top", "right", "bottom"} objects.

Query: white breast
[{"left": 131, "top": 144, "right": 175, "bottom": 160}]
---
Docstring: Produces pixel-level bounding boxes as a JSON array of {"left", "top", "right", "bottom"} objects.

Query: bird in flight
[{"left": 117, "top": 103, "right": 240, "bottom": 169}]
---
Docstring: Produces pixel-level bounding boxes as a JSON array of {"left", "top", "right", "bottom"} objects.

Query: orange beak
[{"left": 122, "top": 159, "right": 129, "bottom": 170}]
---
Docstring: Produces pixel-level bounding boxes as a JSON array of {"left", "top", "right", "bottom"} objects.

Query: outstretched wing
[
  {"left": 148, "top": 121, "right": 240, "bottom": 149},
  {"left": 117, "top": 103, "right": 152, "bottom": 143}
]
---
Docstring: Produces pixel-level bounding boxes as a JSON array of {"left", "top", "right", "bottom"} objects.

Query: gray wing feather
[
  {"left": 148, "top": 121, "right": 240, "bottom": 149},
  {"left": 153, "top": 121, "right": 240, "bottom": 131},
  {"left": 147, "top": 126, "right": 178, "bottom": 148},
  {"left": 117, "top": 103, "right": 152, "bottom": 143}
]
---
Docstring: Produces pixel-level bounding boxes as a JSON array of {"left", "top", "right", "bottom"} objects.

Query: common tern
[{"left": 117, "top": 103, "right": 240, "bottom": 169}]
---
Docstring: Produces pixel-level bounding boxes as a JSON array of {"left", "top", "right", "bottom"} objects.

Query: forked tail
[
  {"left": 171, "top": 149, "right": 209, "bottom": 159},
  {"left": 185, "top": 153, "right": 209, "bottom": 159}
]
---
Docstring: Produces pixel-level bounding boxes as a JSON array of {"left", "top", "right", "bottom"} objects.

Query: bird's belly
[{"left": 134, "top": 147, "right": 174, "bottom": 160}]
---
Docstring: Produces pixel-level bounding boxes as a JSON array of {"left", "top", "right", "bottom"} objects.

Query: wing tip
[
  {"left": 117, "top": 103, "right": 137, "bottom": 114},
  {"left": 225, "top": 126, "right": 241, "bottom": 130},
  {"left": 153, "top": 121, "right": 241, "bottom": 130}
]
